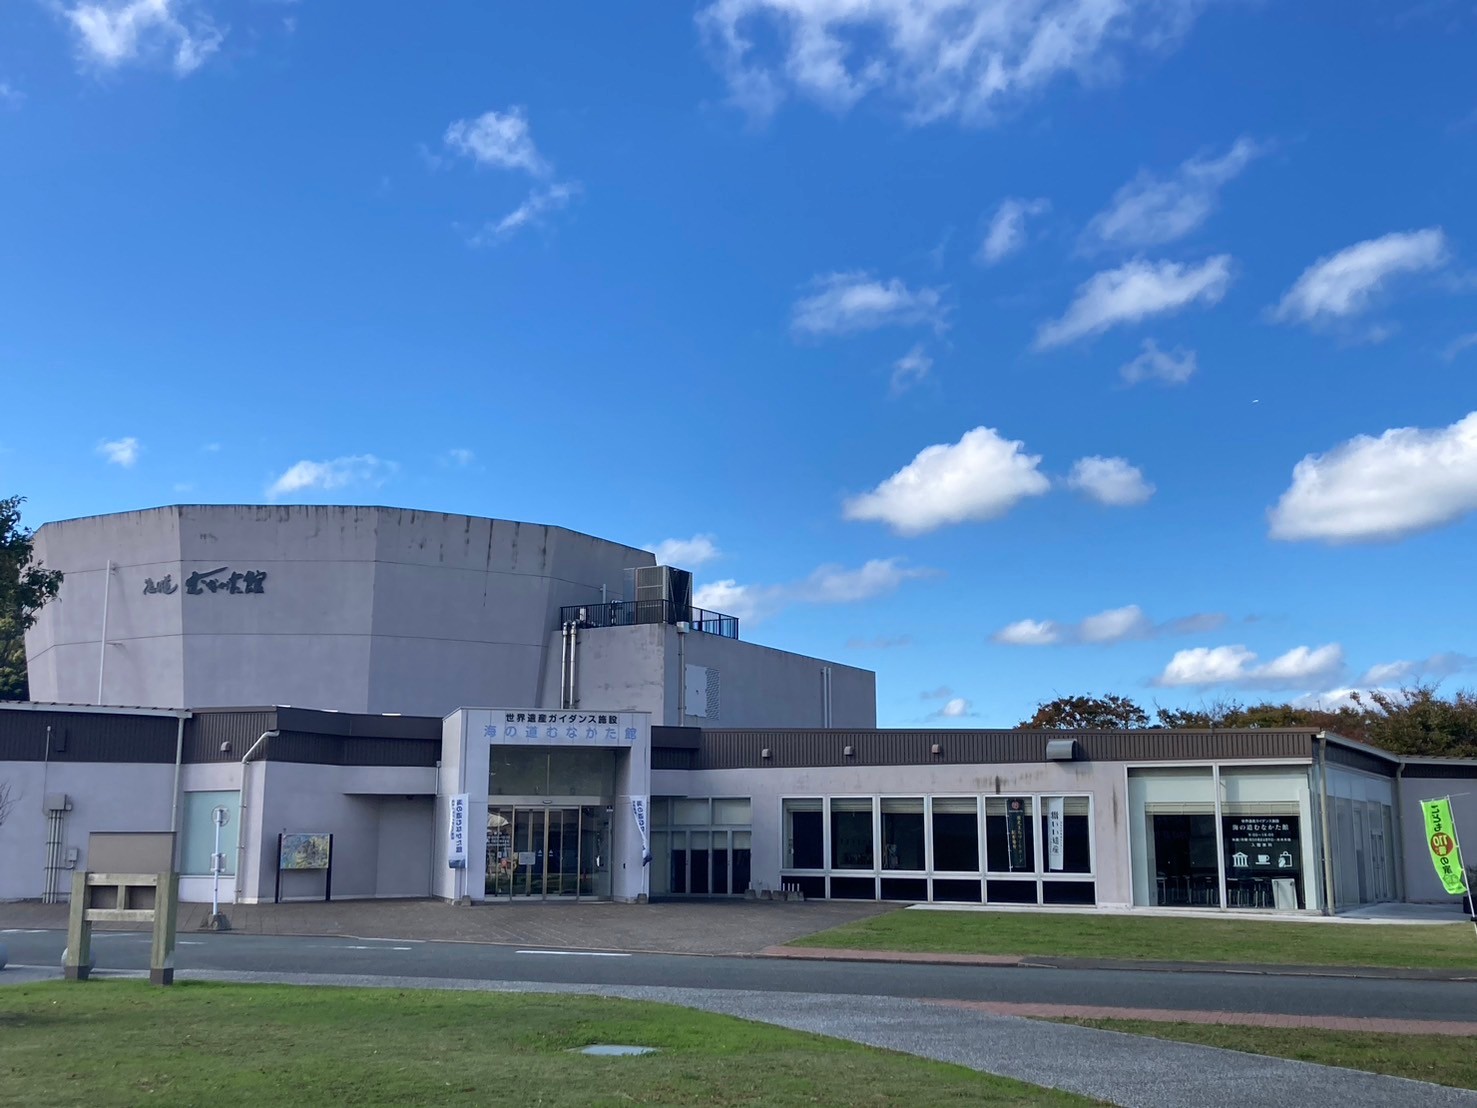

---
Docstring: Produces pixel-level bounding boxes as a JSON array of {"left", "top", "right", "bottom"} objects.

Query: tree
[
  {"left": 0, "top": 496, "right": 64, "bottom": 701},
  {"left": 0, "top": 780, "right": 14, "bottom": 828},
  {"left": 1019, "top": 694, "right": 1149, "bottom": 730}
]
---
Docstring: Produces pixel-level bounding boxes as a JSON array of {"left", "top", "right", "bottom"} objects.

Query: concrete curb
[{"left": 763, "top": 945, "right": 1477, "bottom": 982}]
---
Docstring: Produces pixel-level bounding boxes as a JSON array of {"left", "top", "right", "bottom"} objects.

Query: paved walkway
[
  {"left": 0, "top": 897, "right": 890, "bottom": 954},
  {"left": 10, "top": 967, "right": 1470, "bottom": 1108}
]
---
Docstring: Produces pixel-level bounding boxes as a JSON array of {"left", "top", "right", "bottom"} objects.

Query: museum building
[{"left": 3, "top": 504, "right": 1473, "bottom": 914}]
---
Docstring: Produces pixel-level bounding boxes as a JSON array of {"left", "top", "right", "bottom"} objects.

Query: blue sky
[{"left": 3, "top": 1, "right": 1476, "bottom": 727}]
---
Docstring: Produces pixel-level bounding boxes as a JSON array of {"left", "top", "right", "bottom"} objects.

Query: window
[
  {"left": 1039, "top": 796, "right": 1091, "bottom": 874},
  {"left": 180, "top": 791, "right": 237, "bottom": 876},
  {"left": 931, "top": 798, "right": 979, "bottom": 872},
  {"left": 713, "top": 798, "right": 751, "bottom": 825},
  {"left": 985, "top": 796, "right": 1036, "bottom": 873},
  {"left": 830, "top": 798, "right": 874, "bottom": 870},
  {"left": 880, "top": 798, "right": 925, "bottom": 870},
  {"left": 784, "top": 799, "right": 824, "bottom": 869}
]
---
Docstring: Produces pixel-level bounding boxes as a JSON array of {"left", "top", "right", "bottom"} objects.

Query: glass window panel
[
  {"left": 180, "top": 791, "right": 237, "bottom": 876},
  {"left": 830, "top": 799, "right": 874, "bottom": 870},
  {"left": 1040, "top": 796, "right": 1092, "bottom": 874},
  {"left": 784, "top": 799, "right": 824, "bottom": 869},
  {"left": 712, "top": 798, "right": 752, "bottom": 825},
  {"left": 732, "top": 830, "right": 752, "bottom": 896},
  {"left": 931, "top": 801, "right": 979, "bottom": 872},
  {"left": 689, "top": 831, "right": 711, "bottom": 894},
  {"left": 674, "top": 799, "right": 710, "bottom": 826},
  {"left": 652, "top": 799, "right": 672, "bottom": 828},
  {"left": 649, "top": 832, "right": 670, "bottom": 895},
  {"left": 881, "top": 798, "right": 925, "bottom": 871},
  {"left": 985, "top": 796, "right": 1036, "bottom": 873}
]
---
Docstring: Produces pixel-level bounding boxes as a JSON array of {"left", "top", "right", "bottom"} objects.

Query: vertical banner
[
  {"left": 1047, "top": 797, "right": 1065, "bottom": 872},
  {"left": 1422, "top": 797, "right": 1468, "bottom": 896},
  {"left": 1006, "top": 798, "right": 1027, "bottom": 871},
  {"left": 447, "top": 793, "right": 469, "bottom": 870},
  {"left": 630, "top": 796, "right": 652, "bottom": 866}
]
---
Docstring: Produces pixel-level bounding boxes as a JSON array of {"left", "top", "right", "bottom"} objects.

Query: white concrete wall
[
  {"left": 0, "top": 761, "right": 175, "bottom": 900},
  {"left": 239, "top": 762, "right": 437, "bottom": 903},
  {"left": 654, "top": 760, "right": 1130, "bottom": 905},
  {"left": 570, "top": 623, "right": 876, "bottom": 728},
  {"left": 26, "top": 506, "right": 655, "bottom": 715}
]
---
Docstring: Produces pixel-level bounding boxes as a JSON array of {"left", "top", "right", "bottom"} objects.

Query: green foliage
[
  {"left": 0, "top": 495, "right": 63, "bottom": 701},
  {"left": 1021, "top": 684, "right": 1477, "bottom": 758},
  {"left": 1019, "top": 694, "right": 1149, "bottom": 729}
]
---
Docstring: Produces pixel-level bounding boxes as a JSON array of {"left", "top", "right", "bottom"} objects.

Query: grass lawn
[
  {"left": 788, "top": 909, "right": 1477, "bottom": 970},
  {"left": 0, "top": 981, "right": 1093, "bottom": 1107},
  {"left": 1050, "top": 1018, "right": 1477, "bottom": 1091}
]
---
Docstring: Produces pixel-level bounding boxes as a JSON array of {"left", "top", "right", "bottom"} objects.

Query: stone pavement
[
  {"left": 21, "top": 967, "right": 1471, "bottom": 1108},
  {"left": 0, "top": 897, "right": 891, "bottom": 954}
]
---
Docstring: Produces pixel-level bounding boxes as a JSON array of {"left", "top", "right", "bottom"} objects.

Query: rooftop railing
[{"left": 559, "top": 599, "right": 739, "bottom": 640}]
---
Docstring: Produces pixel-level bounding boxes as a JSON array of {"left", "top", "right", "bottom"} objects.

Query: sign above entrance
[{"left": 467, "top": 708, "right": 649, "bottom": 749}]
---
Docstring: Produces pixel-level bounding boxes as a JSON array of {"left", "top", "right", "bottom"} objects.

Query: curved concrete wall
[{"left": 25, "top": 505, "right": 655, "bottom": 715}]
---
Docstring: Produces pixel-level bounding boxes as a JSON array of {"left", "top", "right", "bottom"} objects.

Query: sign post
[
  {"left": 447, "top": 793, "right": 469, "bottom": 905},
  {"left": 206, "top": 805, "right": 231, "bottom": 931},
  {"left": 1421, "top": 796, "right": 1475, "bottom": 939}
]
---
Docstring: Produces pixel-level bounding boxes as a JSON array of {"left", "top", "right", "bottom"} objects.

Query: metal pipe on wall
[
  {"left": 1317, "top": 732, "right": 1337, "bottom": 916},
  {"left": 570, "top": 623, "right": 580, "bottom": 709},
  {"left": 234, "top": 730, "right": 279, "bottom": 903}
]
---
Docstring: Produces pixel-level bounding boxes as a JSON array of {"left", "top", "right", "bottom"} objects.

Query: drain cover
[{"left": 578, "top": 1045, "right": 656, "bottom": 1057}]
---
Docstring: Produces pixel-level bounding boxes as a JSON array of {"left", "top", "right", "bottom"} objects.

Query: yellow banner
[{"left": 1421, "top": 797, "right": 1469, "bottom": 897}]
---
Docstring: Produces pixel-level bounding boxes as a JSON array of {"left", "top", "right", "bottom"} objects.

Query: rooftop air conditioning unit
[{"left": 635, "top": 565, "right": 692, "bottom": 626}]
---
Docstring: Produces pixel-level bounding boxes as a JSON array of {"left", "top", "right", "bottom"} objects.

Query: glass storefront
[
  {"left": 650, "top": 797, "right": 753, "bottom": 897},
  {"left": 1129, "top": 765, "right": 1317, "bottom": 912},
  {"left": 779, "top": 794, "right": 1095, "bottom": 904},
  {"left": 485, "top": 805, "right": 612, "bottom": 899}
]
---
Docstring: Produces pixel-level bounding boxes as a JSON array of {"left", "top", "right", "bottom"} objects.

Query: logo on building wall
[{"left": 143, "top": 567, "right": 268, "bottom": 596}]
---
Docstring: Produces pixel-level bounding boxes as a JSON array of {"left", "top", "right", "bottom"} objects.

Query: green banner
[{"left": 1421, "top": 797, "right": 1469, "bottom": 897}]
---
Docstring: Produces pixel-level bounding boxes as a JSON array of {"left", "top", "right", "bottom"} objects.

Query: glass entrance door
[{"left": 487, "top": 806, "right": 607, "bottom": 900}]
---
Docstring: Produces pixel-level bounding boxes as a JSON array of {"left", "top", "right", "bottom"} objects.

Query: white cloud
[
  {"left": 1120, "top": 338, "right": 1196, "bottom": 385},
  {"left": 1358, "top": 653, "right": 1475, "bottom": 686},
  {"left": 844, "top": 426, "right": 1051, "bottom": 535},
  {"left": 1066, "top": 455, "right": 1154, "bottom": 506},
  {"left": 696, "top": 0, "right": 1207, "bottom": 125},
  {"left": 935, "top": 697, "right": 974, "bottom": 718},
  {"left": 889, "top": 344, "right": 932, "bottom": 395},
  {"left": 1077, "top": 604, "right": 1153, "bottom": 643},
  {"left": 992, "top": 605, "right": 1222, "bottom": 647},
  {"left": 791, "top": 272, "right": 946, "bottom": 337},
  {"left": 649, "top": 534, "right": 722, "bottom": 568},
  {"left": 1441, "top": 333, "right": 1477, "bottom": 362},
  {"left": 1272, "top": 228, "right": 1449, "bottom": 326},
  {"left": 65, "top": 0, "right": 223, "bottom": 76},
  {"left": 1085, "top": 137, "right": 1262, "bottom": 249},
  {"left": 920, "top": 685, "right": 954, "bottom": 700},
  {"left": 266, "top": 454, "right": 397, "bottom": 500},
  {"left": 1268, "top": 411, "right": 1477, "bottom": 543},
  {"left": 97, "top": 437, "right": 141, "bottom": 467},
  {"left": 992, "top": 619, "right": 1061, "bottom": 646},
  {"left": 472, "top": 181, "right": 582, "bottom": 243},
  {"left": 695, "top": 556, "right": 935, "bottom": 624},
  {"left": 693, "top": 579, "right": 773, "bottom": 623},
  {"left": 1034, "top": 255, "right": 1232, "bottom": 349},
  {"left": 0, "top": 82, "right": 23, "bottom": 108},
  {"left": 803, "top": 558, "right": 934, "bottom": 602},
  {"left": 1154, "top": 643, "right": 1344, "bottom": 688},
  {"left": 442, "top": 448, "right": 475, "bottom": 467},
  {"left": 444, "top": 108, "right": 550, "bottom": 176},
  {"left": 978, "top": 197, "right": 1050, "bottom": 265}
]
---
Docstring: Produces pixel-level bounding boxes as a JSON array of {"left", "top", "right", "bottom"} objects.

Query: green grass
[
  {"left": 0, "top": 981, "right": 1092, "bottom": 1107},
  {"left": 1050, "top": 1018, "right": 1477, "bottom": 1091},
  {"left": 788, "top": 909, "right": 1477, "bottom": 969}
]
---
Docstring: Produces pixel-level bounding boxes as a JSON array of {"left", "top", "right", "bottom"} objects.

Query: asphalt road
[{"left": 5, "top": 927, "right": 1475, "bottom": 1021}]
